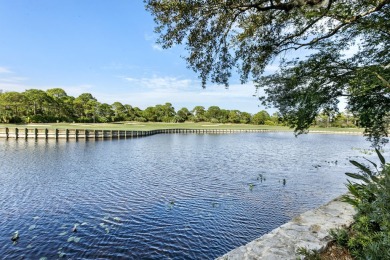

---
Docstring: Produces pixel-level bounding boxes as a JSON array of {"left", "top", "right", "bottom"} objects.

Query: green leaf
[
  {"left": 345, "top": 172, "right": 370, "bottom": 183},
  {"left": 364, "top": 158, "right": 377, "bottom": 169},
  {"left": 346, "top": 183, "right": 361, "bottom": 199},
  {"left": 375, "top": 148, "right": 385, "bottom": 165},
  {"left": 341, "top": 195, "right": 359, "bottom": 207},
  {"left": 350, "top": 160, "right": 373, "bottom": 176},
  {"left": 370, "top": 175, "right": 380, "bottom": 183}
]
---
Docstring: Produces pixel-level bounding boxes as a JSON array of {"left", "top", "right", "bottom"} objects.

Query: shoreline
[{"left": 217, "top": 195, "right": 355, "bottom": 259}]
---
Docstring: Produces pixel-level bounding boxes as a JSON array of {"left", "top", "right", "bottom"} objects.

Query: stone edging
[{"left": 217, "top": 196, "right": 355, "bottom": 260}]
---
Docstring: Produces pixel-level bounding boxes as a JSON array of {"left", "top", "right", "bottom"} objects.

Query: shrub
[
  {"left": 264, "top": 120, "right": 275, "bottom": 126},
  {"left": 135, "top": 117, "right": 147, "bottom": 122},
  {"left": 9, "top": 116, "right": 23, "bottom": 123},
  {"left": 340, "top": 149, "right": 390, "bottom": 259},
  {"left": 172, "top": 115, "right": 185, "bottom": 123},
  {"left": 29, "top": 115, "right": 58, "bottom": 123},
  {"left": 329, "top": 228, "right": 349, "bottom": 248},
  {"left": 296, "top": 247, "right": 321, "bottom": 260}
]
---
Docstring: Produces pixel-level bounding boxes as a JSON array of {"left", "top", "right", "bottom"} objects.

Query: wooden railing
[{"left": 0, "top": 127, "right": 279, "bottom": 140}]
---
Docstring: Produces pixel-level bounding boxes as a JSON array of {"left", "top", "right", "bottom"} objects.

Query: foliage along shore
[{"left": 1, "top": 89, "right": 359, "bottom": 130}]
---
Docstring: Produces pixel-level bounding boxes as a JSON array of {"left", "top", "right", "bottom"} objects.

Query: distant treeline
[{"left": 0, "top": 88, "right": 358, "bottom": 128}]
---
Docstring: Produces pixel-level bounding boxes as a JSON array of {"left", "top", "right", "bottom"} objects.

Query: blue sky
[{"left": 0, "top": 0, "right": 279, "bottom": 114}]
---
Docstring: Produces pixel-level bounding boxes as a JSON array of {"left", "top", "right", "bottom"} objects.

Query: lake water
[{"left": 0, "top": 132, "right": 378, "bottom": 259}]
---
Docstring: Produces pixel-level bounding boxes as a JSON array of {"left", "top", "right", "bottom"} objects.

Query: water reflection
[{"left": 0, "top": 133, "right": 380, "bottom": 259}]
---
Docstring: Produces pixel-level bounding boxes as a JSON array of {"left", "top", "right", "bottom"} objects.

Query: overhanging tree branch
[{"left": 146, "top": 0, "right": 390, "bottom": 145}]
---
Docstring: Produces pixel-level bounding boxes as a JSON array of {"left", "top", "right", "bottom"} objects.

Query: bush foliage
[{"left": 335, "top": 149, "right": 390, "bottom": 259}]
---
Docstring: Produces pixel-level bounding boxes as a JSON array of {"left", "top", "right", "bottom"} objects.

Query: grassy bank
[{"left": 0, "top": 122, "right": 363, "bottom": 133}]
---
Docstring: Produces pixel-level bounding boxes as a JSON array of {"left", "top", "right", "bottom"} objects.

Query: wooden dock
[{"left": 0, "top": 127, "right": 277, "bottom": 140}]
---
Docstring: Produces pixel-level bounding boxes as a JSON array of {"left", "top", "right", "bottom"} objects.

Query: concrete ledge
[{"left": 217, "top": 196, "right": 355, "bottom": 260}]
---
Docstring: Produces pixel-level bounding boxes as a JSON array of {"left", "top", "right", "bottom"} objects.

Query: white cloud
[
  {"left": 199, "top": 83, "right": 256, "bottom": 98},
  {"left": 117, "top": 75, "right": 263, "bottom": 112},
  {"left": 0, "top": 76, "right": 28, "bottom": 83},
  {"left": 152, "top": 44, "right": 163, "bottom": 51},
  {"left": 0, "top": 67, "right": 12, "bottom": 74},
  {"left": 144, "top": 32, "right": 155, "bottom": 42},
  {"left": 124, "top": 75, "right": 193, "bottom": 90},
  {"left": 264, "top": 64, "right": 280, "bottom": 74},
  {"left": 58, "top": 84, "right": 94, "bottom": 97},
  {"left": 144, "top": 32, "right": 164, "bottom": 51},
  {"left": 0, "top": 82, "right": 28, "bottom": 92},
  {"left": 341, "top": 38, "right": 361, "bottom": 58}
]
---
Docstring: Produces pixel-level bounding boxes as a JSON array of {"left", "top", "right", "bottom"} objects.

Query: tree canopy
[
  {"left": 145, "top": 0, "right": 390, "bottom": 145},
  {"left": 1, "top": 89, "right": 303, "bottom": 125}
]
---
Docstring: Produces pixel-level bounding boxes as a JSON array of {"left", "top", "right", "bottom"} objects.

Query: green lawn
[{"left": 0, "top": 122, "right": 363, "bottom": 133}]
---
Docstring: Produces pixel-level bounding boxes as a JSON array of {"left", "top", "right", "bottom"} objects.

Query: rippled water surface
[{"left": 0, "top": 133, "right": 378, "bottom": 259}]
